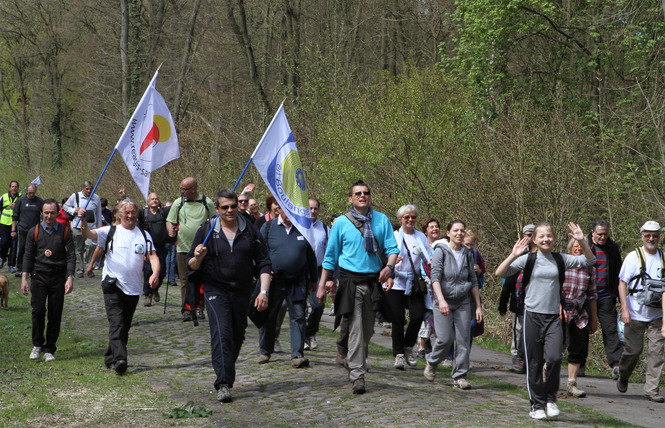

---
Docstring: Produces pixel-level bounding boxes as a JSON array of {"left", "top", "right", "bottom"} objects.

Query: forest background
[{"left": 2, "top": 0, "right": 665, "bottom": 374}]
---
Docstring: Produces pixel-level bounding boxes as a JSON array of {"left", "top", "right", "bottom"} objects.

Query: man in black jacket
[
  {"left": 138, "top": 192, "right": 170, "bottom": 306},
  {"left": 187, "top": 189, "right": 271, "bottom": 404},
  {"left": 587, "top": 219, "right": 623, "bottom": 379},
  {"left": 21, "top": 199, "right": 75, "bottom": 362}
]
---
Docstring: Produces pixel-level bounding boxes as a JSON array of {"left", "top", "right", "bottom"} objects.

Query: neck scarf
[{"left": 350, "top": 206, "right": 377, "bottom": 253}]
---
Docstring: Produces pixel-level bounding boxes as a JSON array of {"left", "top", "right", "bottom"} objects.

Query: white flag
[
  {"left": 252, "top": 103, "right": 314, "bottom": 246},
  {"left": 115, "top": 70, "right": 180, "bottom": 201},
  {"left": 31, "top": 176, "right": 41, "bottom": 185}
]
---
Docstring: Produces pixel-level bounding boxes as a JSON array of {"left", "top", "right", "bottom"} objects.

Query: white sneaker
[
  {"left": 274, "top": 339, "right": 282, "bottom": 353},
  {"left": 454, "top": 377, "right": 471, "bottom": 389},
  {"left": 546, "top": 402, "right": 560, "bottom": 418},
  {"left": 43, "top": 353, "right": 56, "bottom": 362},
  {"left": 309, "top": 336, "right": 318, "bottom": 350},
  {"left": 404, "top": 347, "right": 417, "bottom": 367},
  {"left": 394, "top": 354, "right": 405, "bottom": 370},
  {"left": 29, "top": 346, "right": 42, "bottom": 360},
  {"left": 424, "top": 360, "right": 437, "bottom": 381},
  {"left": 327, "top": 304, "right": 335, "bottom": 316},
  {"left": 529, "top": 409, "right": 547, "bottom": 420},
  {"left": 304, "top": 339, "right": 311, "bottom": 351}
]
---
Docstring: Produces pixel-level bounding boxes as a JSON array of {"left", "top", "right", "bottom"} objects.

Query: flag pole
[{"left": 73, "top": 149, "right": 118, "bottom": 228}]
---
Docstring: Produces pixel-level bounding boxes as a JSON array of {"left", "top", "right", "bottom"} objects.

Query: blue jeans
[
  {"left": 165, "top": 243, "right": 177, "bottom": 284},
  {"left": 305, "top": 267, "right": 324, "bottom": 338},
  {"left": 259, "top": 282, "right": 307, "bottom": 359}
]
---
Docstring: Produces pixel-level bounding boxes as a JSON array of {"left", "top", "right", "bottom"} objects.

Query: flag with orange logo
[{"left": 115, "top": 70, "right": 180, "bottom": 201}]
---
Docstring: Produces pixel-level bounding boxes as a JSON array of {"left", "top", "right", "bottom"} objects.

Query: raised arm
[{"left": 495, "top": 237, "right": 530, "bottom": 277}]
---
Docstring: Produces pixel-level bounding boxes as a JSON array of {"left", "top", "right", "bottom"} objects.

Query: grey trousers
[
  {"left": 347, "top": 283, "right": 374, "bottom": 382},
  {"left": 71, "top": 227, "right": 88, "bottom": 274},
  {"left": 618, "top": 317, "right": 664, "bottom": 396},
  {"left": 426, "top": 297, "right": 471, "bottom": 379},
  {"left": 510, "top": 313, "right": 524, "bottom": 359},
  {"left": 596, "top": 297, "right": 623, "bottom": 367}
]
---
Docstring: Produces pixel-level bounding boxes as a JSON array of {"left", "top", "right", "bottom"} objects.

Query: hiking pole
[{"left": 163, "top": 278, "right": 169, "bottom": 314}]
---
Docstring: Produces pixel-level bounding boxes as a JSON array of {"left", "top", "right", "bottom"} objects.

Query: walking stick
[{"left": 163, "top": 277, "right": 169, "bottom": 314}]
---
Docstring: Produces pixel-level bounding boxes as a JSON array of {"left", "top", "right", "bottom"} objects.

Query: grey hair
[
  {"left": 566, "top": 237, "right": 579, "bottom": 253},
  {"left": 396, "top": 204, "right": 418, "bottom": 219},
  {"left": 118, "top": 198, "right": 138, "bottom": 215},
  {"left": 83, "top": 180, "right": 93, "bottom": 187}
]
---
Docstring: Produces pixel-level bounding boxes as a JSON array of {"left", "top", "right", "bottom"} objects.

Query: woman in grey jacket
[{"left": 423, "top": 220, "right": 483, "bottom": 389}]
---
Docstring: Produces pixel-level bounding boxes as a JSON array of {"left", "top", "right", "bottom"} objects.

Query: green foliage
[{"left": 163, "top": 401, "right": 212, "bottom": 419}]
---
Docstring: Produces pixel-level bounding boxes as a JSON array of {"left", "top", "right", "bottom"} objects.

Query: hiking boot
[
  {"left": 567, "top": 380, "right": 586, "bottom": 397},
  {"left": 442, "top": 359, "right": 454, "bottom": 368},
  {"left": 217, "top": 385, "right": 232, "bottom": 403},
  {"left": 258, "top": 354, "right": 270, "bottom": 364},
  {"left": 43, "top": 352, "right": 56, "bottom": 362},
  {"left": 529, "top": 408, "right": 547, "bottom": 420},
  {"left": 114, "top": 359, "right": 128, "bottom": 375},
  {"left": 196, "top": 308, "right": 205, "bottom": 320},
  {"left": 143, "top": 295, "right": 152, "bottom": 307},
  {"left": 87, "top": 272, "right": 95, "bottom": 278},
  {"left": 424, "top": 360, "right": 437, "bottom": 381},
  {"left": 416, "top": 349, "right": 426, "bottom": 359},
  {"left": 291, "top": 357, "right": 309, "bottom": 368},
  {"left": 454, "top": 377, "right": 471, "bottom": 390},
  {"left": 327, "top": 304, "right": 335, "bottom": 316},
  {"left": 617, "top": 376, "right": 628, "bottom": 393},
  {"left": 29, "top": 346, "right": 42, "bottom": 360},
  {"left": 152, "top": 290, "right": 160, "bottom": 303},
  {"left": 309, "top": 336, "right": 319, "bottom": 350},
  {"left": 405, "top": 347, "right": 417, "bottom": 367},
  {"left": 546, "top": 402, "right": 560, "bottom": 418},
  {"left": 182, "top": 312, "right": 192, "bottom": 322},
  {"left": 0, "top": 258, "right": 4, "bottom": 269},
  {"left": 512, "top": 357, "right": 525, "bottom": 373},
  {"left": 394, "top": 354, "right": 405, "bottom": 370},
  {"left": 304, "top": 339, "right": 311, "bottom": 350},
  {"left": 352, "top": 378, "right": 366, "bottom": 394},
  {"left": 612, "top": 366, "right": 620, "bottom": 380},
  {"left": 645, "top": 393, "right": 665, "bottom": 403}
]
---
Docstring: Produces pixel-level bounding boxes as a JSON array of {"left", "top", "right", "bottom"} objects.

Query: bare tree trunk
[
  {"left": 226, "top": 0, "right": 271, "bottom": 114},
  {"left": 173, "top": 0, "right": 202, "bottom": 124},
  {"left": 284, "top": 0, "right": 301, "bottom": 102},
  {"left": 0, "top": 66, "right": 30, "bottom": 170},
  {"left": 145, "top": 0, "right": 167, "bottom": 81},
  {"left": 120, "top": 0, "right": 130, "bottom": 120}
]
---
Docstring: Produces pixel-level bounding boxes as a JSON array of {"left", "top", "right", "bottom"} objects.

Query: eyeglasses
[
  {"left": 644, "top": 233, "right": 660, "bottom": 239},
  {"left": 180, "top": 186, "right": 192, "bottom": 192},
  {"left": 354, "top": 191, "right": 371, "bottom": 197},
  {"left": 238, "top": 199, "right": 248, "bottom": 203},
  {"left": 402, "top": 215, "right": 417, "bottom": 220},
  {"left": 219, "top": 204, "right": 238, "bottom": 211},
  {"left": 525, "top": 233, "right": 533, "bottom": 237}
]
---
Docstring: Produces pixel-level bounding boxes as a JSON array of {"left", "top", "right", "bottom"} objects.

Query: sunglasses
[
  {"left": 525, "top": 233, "right": 533, "bottom": 237},
  {"left": 238, "top": 199, "right": 248, "bottom": 203},
  {"left": 354, "top": 191, "right": 371, "bottom": 196},
  {"left": 219, "top": 204, "right": 238, "bottom": 211}
]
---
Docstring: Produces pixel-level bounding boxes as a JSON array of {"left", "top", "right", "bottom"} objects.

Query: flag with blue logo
[{"left": 252, "top": 103, "right": 314, "bottom": 246}]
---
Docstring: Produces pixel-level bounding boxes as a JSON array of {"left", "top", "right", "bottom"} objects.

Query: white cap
[
  {"left": 640, "top": 221, "right": 661, "bottom": 233},
  {"left": 522, "top": 224, "right": 535, "bottom": 234}
]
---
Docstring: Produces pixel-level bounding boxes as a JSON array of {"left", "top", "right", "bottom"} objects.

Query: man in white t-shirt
[
  {"left": 79, "top": 199, "right": 159, "bottom": 375},
  {"left": 616, "top": 221, "right": 664, "bottom": 403}
]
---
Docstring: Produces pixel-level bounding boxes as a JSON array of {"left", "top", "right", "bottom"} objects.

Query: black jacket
[{"left": 586, "top": 233, "right": 622, "bottom": 299}]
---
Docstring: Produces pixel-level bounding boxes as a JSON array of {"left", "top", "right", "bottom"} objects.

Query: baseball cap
[
  {"left": 522, "top": 224, "right": 535, "bottom": 234},
  {"left": 640, "top": 221, "right": 661, "bottom": 233}
]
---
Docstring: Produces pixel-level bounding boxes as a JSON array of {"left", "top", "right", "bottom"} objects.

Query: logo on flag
[
  {"left": 252, "top": 104, "right": 314, "bottom": 246},
  {"left": 115, "top": 70, "right": 180, "bottom": 201}
]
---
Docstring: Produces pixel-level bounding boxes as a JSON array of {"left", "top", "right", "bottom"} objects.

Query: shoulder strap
[
  {"left": 64, "top": 225, "right": 69, "bottom": 241},
  {"left": 104, "top": 225, "right": 117, "bottom": 254},
  {"left": 521, "top": 252, "right": 538, "bottom": 290},
  {"left": 551, "top": 252, "right": 566, "bottom": 288},
  {"left": 34, "top": 224, "right": 39, "bottom": 241},
  {"left": 345, "top": 212, "right": 363, "bottom": 232},
  {"left": 75, "top": 192, "right": 80, "bottom": 207},
  {"left": 628, "top": 247, "right": 654, "bottom": 294}
]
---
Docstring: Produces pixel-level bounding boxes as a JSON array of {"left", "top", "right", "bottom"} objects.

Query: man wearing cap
[{"left": 615, "top": 221, "right": 664, "bottom": 403}]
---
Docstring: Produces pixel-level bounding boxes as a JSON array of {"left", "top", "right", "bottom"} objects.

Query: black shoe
[
  {"left": 14, "top": 271, "right": 21, "bottom": 277},
  {"left": 76, "top": 272, "right": 84, "bottom": 278},
  {"left": 352, "top": 378, "right": 366, "bottom": 394},
  {"left": 114, "top": 360, "right": 127, "bottom": 375},
  {"left": 196, "top": 309, "right": 205, "bottom": 320},
  {"left": 617, "top": 377, "right": 628, "bottom": 393},
  {"left": 645, "top": 394, "right": 665, "bottom": 403},
  {"left": 182, "top": 312, "right": 192, "bottom": 322},
  {"left": 217, "top": 385, "right": 233, "bottom": 403},
  {"left": 87, "top": 272, "right": 95, "bottom": 278}
]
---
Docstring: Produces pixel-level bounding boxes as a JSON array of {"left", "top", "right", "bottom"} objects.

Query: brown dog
[{"left": 0, "top": 273, "right": 8, "bottom": 310}]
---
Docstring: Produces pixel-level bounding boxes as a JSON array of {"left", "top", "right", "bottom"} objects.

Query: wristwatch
[
  {"left": 260, "top": 290, "right": 269, "bottom": 297},
  {"left": 386, "top": 264, "right": 395, "bottom": 279}
]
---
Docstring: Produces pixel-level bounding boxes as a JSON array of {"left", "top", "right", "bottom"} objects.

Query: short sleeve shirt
[{"left": 96, "top": 225, "right": 153, "bottom": 296}]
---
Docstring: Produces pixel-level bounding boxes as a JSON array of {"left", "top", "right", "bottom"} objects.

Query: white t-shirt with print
[
  {"left": 96, "top": 225, "right": 153, "bottom": 296},
  {"left": 619, "top": 247, "right": 664, "bottom": 322}
]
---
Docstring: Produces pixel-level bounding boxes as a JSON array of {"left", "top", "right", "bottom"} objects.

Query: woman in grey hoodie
[{"left": 423, "top": 220, "right": 483, "bottom": 389}]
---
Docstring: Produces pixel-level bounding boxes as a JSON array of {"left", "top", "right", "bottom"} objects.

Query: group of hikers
[{"left": 4, "top": 177, "right": 665, "bottom": 419}]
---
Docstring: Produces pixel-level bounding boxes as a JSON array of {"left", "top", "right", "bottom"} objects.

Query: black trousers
[
  {"left": 382, "top": 288, "right": 426, "bottom": 356},
  {"left": 143, "top": 243, "right": 166, "bottom": 295},
  {"left": 597, "top": 297, "right": 623, "bottom": 367},
  {"left": 30, "top": 270, "right": 67, "bottom": 354},
  {"left": 103, "top": 286, "right": 139, "bottom": 367},
  {"left": 205, "top": 287, "right": 251, "bottom": 390},
  {"left": 523, "top": 311, "right": 563, "bottom": 410}
]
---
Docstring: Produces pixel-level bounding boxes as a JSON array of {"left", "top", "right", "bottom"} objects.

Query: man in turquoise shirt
[{"left": 317, "top": 180, "right": 398, "bottom": 394}]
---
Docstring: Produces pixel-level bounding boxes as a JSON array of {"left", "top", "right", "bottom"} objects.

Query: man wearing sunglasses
[
  {"left": 187, "top": 189, "right": 271, "bottom": 403},
  {"left": 616, "top": 221, "right": 665, "bottom": 403},
  {"left": 317, "top": 180, "right": 399, "bottom": 394}
]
